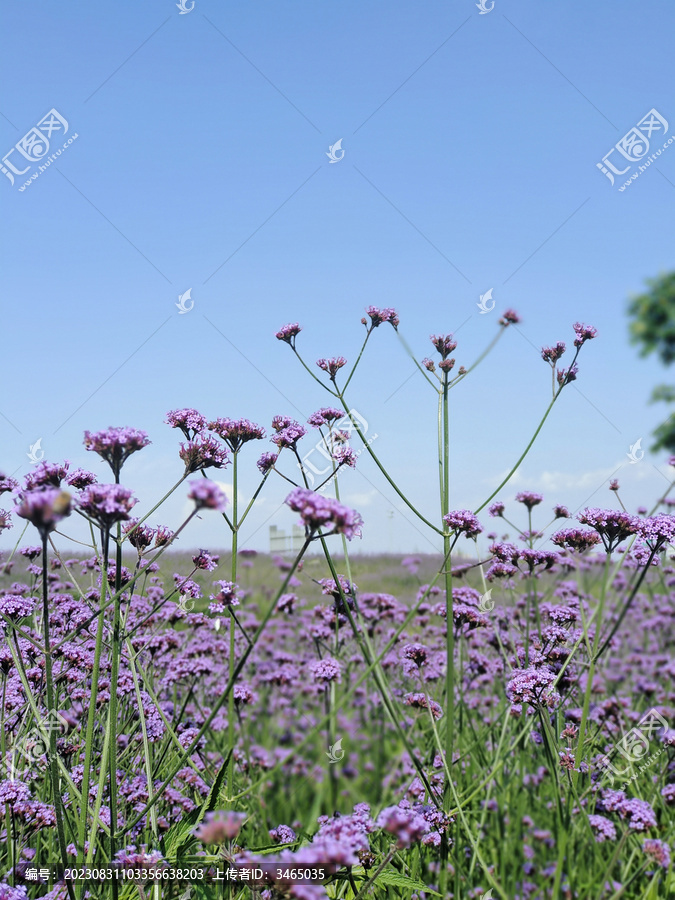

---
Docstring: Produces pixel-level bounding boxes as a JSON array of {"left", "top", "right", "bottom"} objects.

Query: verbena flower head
[
  {"left": 188, "top": 479, "right": 228, "bottom": 512},
  {"left": 179, "top": 435, "right": 229, "bottom": 474},
  {"left": 0, "top": 510, "right": 12, "bottom": 535},
  {"left": 642, "top": 838, "right": 671, "bottom": 869},
  {"left": 0, "top": 473, "right": 18, "bottom": 495},
  {"left": 637, "top": 514, "right": 675, "bottom": 552},
  {"left": 578, "top": 508, "right": 640, "bottom": 552},
  {"left": 165, "top": 408, "right": 207, "bottom": 440},
  {"left": 122, "top": 519, "right": 155, "bottom": 553},
  {"left": 208, "top": 418, "right": 265, "bottom": 452},
  {"left": 316, "top": 357, "right": 347, "bottom": 379},
  {"left": 65, "top": 468, "right": 97, "bottom": 489},
  {"left": 377, "top": 804, "right": 429, "bottom": 848},
  {"left": 557, "top": 363, "right": 578, "bottom": 387},
  {"left": 430, "top": 334, "right": 457, "bottom": 359},
  {"left": 257, "top": 452, "right": 278, "bottom": 474},
  {"left": 307, "top": 408, "right": 344, "bottom": 427},
  {"left": 404, "top": 692, "right": 443, "bottom": 719},
  {"left": 271, "top": 422, "right": 307, "bottom": 450},
  {"left": 573, "top": 322, "right": 598, "bottom": 347},
  {"left": 309, "top": 656, "right": 342, "bottom": 684},
  {"left": 24, "top": 461, "right": 69, "bottom": 490},
  {"left": 553, "top": 504, "right": 570, "bottom": 518},
  {"left": 78, "top": 484, "right": 136, "bottom": 529},
  {"left": 443, "top": 510, "right": 483, "bottom": 538},
  {"left": 551, "top": 528, "right": 600, "bottom": 553},
  {"left": 275, "top": 323, "right": 302, "bottom": 347},
  {"left": 488, "top": 501, "right": 505, "bottom": 517},
  {"left": 516, "top": 491, "right": 543, "bottom": 510},
  {"left": 15, "top": 488, "right": 72, "bottom": 538},
  {"left": 84, "top": 427, "right": 150, "bottom": 479},
  {"left": 286, "top": 488, "right": 363, "bottom": 540},
  {"left": 499, "top": 309, "right": 521, "bottom": 326},
  {"left": 541, "top": 342, "right": 566, "bottom": 364},
  {"left": 209, "top": 580, "right": 242, "bottom": 608},
  {"left": 364, "top": 306, "right": 399, "bottom": 329},
  {"left": 194, "top": 810, "right": 247, "bottom": 844}
]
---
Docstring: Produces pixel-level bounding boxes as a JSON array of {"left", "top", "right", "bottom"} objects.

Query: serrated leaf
[{"left": 376, "top": 868, "right": 441, "bottom": 895}]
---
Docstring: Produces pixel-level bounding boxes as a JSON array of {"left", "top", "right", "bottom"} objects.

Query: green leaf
[{"left": 376, "top": 868, "right": 441, "bottom": 895}]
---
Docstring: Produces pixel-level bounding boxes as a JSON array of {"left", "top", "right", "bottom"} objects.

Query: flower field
[{"left": 1, "top": 311, "right": 674, "bottom": 900}]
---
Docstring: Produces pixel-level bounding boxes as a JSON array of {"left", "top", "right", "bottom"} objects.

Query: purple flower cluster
[
  {"left": 187, "top": 479, "right": 228, "bottom": 512},
  {"left": 78, "top": 484, "right": 136, "bottom": 528},
  {"left": 316, "top": 357, "right": 347, "bottom": 379},
  {"left": 363, "top": 306, "right": 399, "bottom": 329},
  {"left": 443, "top": 509, "right": 483, "bottom": 538},
  {"left": 275, "top": 323, "right": 302, "bottom": 346},
  {"left": 578, "top": 508, "right": 640, "bottom": 552},
  {"left": 179, "top": 435, "right": 229, "bottom": 474},
  {"left": 208, "top": 418, "right": 266, "bottom": 451},
  {"left": 286, "top": 488, "right": 363, "bottom": 540},
  {"left": 84, "top": 427, "right": 150, "bottom": 478}
]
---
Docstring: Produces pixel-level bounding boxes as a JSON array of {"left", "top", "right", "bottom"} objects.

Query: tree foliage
[{"left": 627, "top": 271, "right": 675, "bottom": 453}]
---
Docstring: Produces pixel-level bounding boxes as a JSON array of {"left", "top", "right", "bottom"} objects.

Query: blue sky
[{"left": 1, "top": 0, "right": 674, "bottom": 555}]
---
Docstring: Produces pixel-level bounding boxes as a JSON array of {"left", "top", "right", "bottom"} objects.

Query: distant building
[{"left": 269, "top": 524, "right": 305, "bottom": 555}]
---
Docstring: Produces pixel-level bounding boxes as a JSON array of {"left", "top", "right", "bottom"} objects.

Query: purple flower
[
  {"left": 24, "top": 461, "right": 69, "bottom": 490},
  {"left": 551, "top": 528, "right": 600, "bottom": 553},
  {"left": 15, "top": 489, "right": 72, "bottom": 537},
  {"left": 422, "top": 357, "right": 436, "bottom": 372},
  {"left": 377, "top": 804, "right": 429, "bottom": 848},
  {"left": 588, "top": 814, "right": 616, "bottom": 843},
  {"left": 65, "top": 468, "right": 97, "bottom": 489},
  {"left": 270, "top": 824, "right": 297, "bottom": 844},
  {"left": 187, "top": 480, "right": 228, "bottom": 511},
  {"left": 122, "top": 519, "right": 155, "bottom": 552},
  {"left": 541, "top": 342, "right": 566, "bottom": 364},
  {"left": 488, "top": 501, "right": 505, "bottom": 517},
  {"left": 643, "top": 839, "right": 670, "bottom": 869},
  {"left": 257, "top": 452, "right": 278, "bottom": 475},
  {"left": 209, "top": 580, "right": 242, "bottom": 608},
  {"left": 307, "top": 408, "right": 344, "bottom": 427},
  {"left": 506, "top": 666, "right": 560, "bottom": 710},
  {"left": 516, "top": 491, "right": 543, "bottom": 510},
  {"left": 557, "top": 363, "right": 578, "bottom": 386},
  {"left": 316, "top": 357, "right": 347, "bottom": 379},
  {"left": 208, "top": 418, "right": 265, "bottom": 452},
  {"left": 573, "top": 322, "right": 598, "bottom": 347},
  {"left": 275, "top": 323, "right": 302, "bottom": 347},
  {"left": 364, "top": 306, "right": 399, "bottom": 329},
  {"left": 0, "top": 474, "right": 18, "bottom": 495},
  {"left": 0, "top": 510, "right": 11, "bottom": 535},
  {"left": 192, "top": 550, "right": 219, "bottom": 571},
  {"left": 554, "top": 504, "right": 570, "bottom": 519},
  {"left": 179, "top": 435, "right": 229, "bottom": 474},
  {"left": 429, "top": 334, "right": 457, "bottom": 359},
  {"left": 443, "top": 510, "right": 483, "bottom": 538},
  {"left": 0, "top": 595, "right": 36, "bottom": 620},
  {"left": 84, "top": 427, "right": 150, "bottom": 478},
  {"left": 286, "top": 488, "right": 363, "bottom": 540},
  {"left": 309, "top": 656, "right": 342, "bottom": 684},
  {"left": 637, "top": 514, "right": 675, "bottom": 552},
  {"left": 499, "top": 309, "right": 521, "bottom": 326},
  {"left": 271, "top": 422, "right": 307, "bottom": 450},
  {"left": 79, "top": 484, "right": 136, "bottom": 529},
  {"left": 404, "top": 692, "right": 443, "bottom": 719},
  {"left": 165, "top": 408, "right": 207, "bottom": 439},
  {"left": 578, "top": 508, "right": 640, "bottom": 552}
]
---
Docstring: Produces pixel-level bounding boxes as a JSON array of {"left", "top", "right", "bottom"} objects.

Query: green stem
[{"left": 41, "top": 533, "right": 76, "bottom": 900}]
